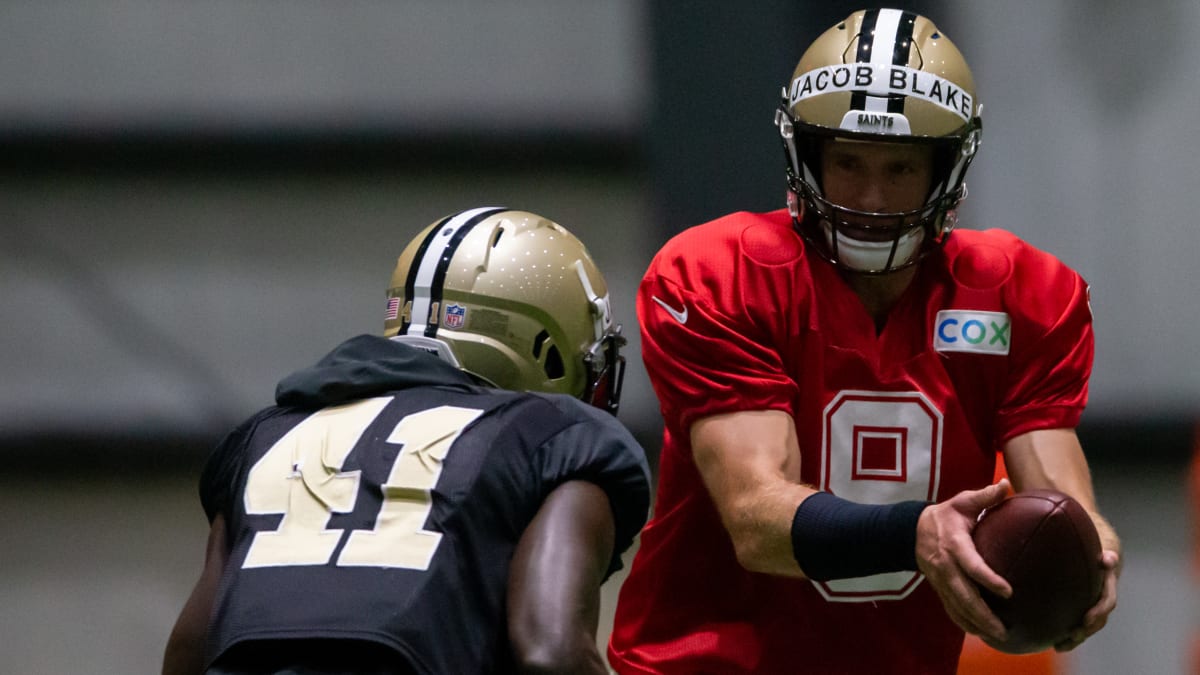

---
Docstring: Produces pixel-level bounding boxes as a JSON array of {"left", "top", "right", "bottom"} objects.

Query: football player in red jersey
[
  {"left": 608, "top": 9, "right": 1120, "bottom": 674},
  {"left": 163, "top": 209, "right": 650, "bottom": 675}
]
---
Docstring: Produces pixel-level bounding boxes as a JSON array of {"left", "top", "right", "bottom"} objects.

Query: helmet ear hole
[
  {"left": 543, "top": 345, "right": 565, "bottom": 379},
  {"left": 532, "top": 330, "right": 549, "bottom": 359},
  {"left": 532, "top": 330, "right": 565, "bottom": 379}
]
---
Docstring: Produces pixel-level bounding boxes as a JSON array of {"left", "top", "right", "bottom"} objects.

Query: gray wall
[
  {"left": 1, "top": 2, "right": 658, "bottom": 443},
  {"left": 2, "top": 168, "right": 658, "bottom": 441},
  {"left": 0, "top": 1, "right": 646, "bottom": 135}
]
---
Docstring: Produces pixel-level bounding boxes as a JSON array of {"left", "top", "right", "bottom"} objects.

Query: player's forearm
[
  {"left": 1003, "top": 428, "right": 1119, "bottom": 562},
  {"left": 717, "top": 479, "right": 932, "bottom": 582},
  {"left": 691, "top": 410, "right": 814, "bottom": 576},
  {"left": 512, "top": 635, "right": 610, "bottom": 675},
  {"left": 718, "top": 480, "right": 817, "bottom": 577},
  {"left": 163, "top": 516, "right": 228, "bottom": 675},
  {"left": 692, "top": 409, "right": 930, "bottom": 579},
  {"left": 162, "top": 568, "right": 216, "bottom": 675},
  {"left": 508, "top": 481, "right": 615, "bottom": 673},
  {"left": 510, "top": 598, "right": 608, "bottom": 674},
  {"left": 1090, "top": 512, "right": 1121, "bottom": 562},
  {"left": 161, "top": 632, "right": 204, "bottom": 675}
]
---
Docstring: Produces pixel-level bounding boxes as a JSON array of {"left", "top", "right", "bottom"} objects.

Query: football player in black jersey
[{"left": 163, "top": 208, "right": 651, "bottom": 675}]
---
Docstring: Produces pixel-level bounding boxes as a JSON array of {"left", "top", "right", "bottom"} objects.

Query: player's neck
[{"left": 841, "top": 266, "right": 918, "bottom": 334}]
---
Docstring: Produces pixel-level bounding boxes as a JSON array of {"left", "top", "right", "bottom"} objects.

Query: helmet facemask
[{"left": 582, "top": 328, "right": 626, "bottom": 416}]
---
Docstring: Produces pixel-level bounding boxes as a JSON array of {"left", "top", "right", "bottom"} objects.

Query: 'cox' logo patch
[{"left": 933, "top": 310, "right": 1011, "bottom": 355}]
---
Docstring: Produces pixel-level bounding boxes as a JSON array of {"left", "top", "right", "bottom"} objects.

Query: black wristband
[{"left": 791, "top": 492, "right": 930, "bottom": 581}]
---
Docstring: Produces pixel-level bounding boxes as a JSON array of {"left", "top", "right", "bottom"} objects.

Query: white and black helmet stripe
[
  {"left": 399, "top": 206, "right": 509, "bottom": 338},
  {"left": 849, "top": 8, "right": 918, "bottom": 116}
]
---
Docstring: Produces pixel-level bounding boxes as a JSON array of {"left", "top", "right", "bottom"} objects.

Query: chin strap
[{"left": 787, "top": 190, "right": 803, "bottom": 219}]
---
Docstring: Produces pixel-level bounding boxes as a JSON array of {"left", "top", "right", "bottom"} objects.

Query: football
[{"left": 970, "top": 489, "right": 1104, "bottom": 654}]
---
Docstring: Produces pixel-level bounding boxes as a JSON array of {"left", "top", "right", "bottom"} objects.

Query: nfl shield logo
[{"left": 444, "top": 303, "right": 466, "bottom": 329}]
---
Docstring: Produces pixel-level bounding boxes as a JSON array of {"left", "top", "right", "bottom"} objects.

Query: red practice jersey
[{"left": 609, "top": 209, "right": 1093, "bottom": 675}]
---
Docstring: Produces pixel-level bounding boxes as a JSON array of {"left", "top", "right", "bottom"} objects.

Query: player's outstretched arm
[
  {"left": 694, "top": 408, "right": 990, "bottom": 591},
  {"left": 1003, "top": 428, "right": 1121, "bottom": 651},
  {"left": 691, "top": 407, "right": 1014, "bottom": 646},
  {"left": 914, "top": 481, "right": 1012, "bottom": 644},
  {"left": 690, "top": 409, "right": 817, "bottom": 577},
  {"left": 163, "top": 513, "right": 229, "bottom": 675},
  {"left": 507, "top": 480, "right": 615, "bottom": 675}
]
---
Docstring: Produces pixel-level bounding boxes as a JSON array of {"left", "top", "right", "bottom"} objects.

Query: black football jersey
[{"left": 198, "top": 335, "right": 651, "bottom": 674}]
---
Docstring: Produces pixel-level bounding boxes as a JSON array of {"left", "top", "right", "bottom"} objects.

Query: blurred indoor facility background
[{"left": 1, "top": 2, "right": 1196, "bottom": 673}]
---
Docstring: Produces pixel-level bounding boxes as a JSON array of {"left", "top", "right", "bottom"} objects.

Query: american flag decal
[{"left": 385, "top": 297, "right": 400, "bottom": 320}]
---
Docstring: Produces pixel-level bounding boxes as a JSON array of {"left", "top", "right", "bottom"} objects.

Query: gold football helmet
[
  {"left": 384, "top": 207, "right": 625, "bottom": 414},
  {"left": 775, "top": 8, "right": 983, "bottom": 273}
]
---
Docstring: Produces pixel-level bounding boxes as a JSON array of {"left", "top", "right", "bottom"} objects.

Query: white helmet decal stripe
[
  {"left": 862, "top": 8, "right": 903, "bottom": 114},
  {"left": 403, "top": 206, "right": 507, "bottom": 337}
]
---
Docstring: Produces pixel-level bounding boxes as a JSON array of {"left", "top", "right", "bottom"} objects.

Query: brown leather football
[{"left": 971, "top": 489, "right": 1104, "bottom": 654}]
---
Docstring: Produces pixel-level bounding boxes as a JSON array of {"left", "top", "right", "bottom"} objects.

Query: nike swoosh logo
[{"left": 652, "top": 295, "right": 688, "bottom": 324}]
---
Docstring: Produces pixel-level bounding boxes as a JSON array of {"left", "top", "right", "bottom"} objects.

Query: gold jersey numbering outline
[{"left": 241, "top": 397, "right": 484, "bottom": 570}]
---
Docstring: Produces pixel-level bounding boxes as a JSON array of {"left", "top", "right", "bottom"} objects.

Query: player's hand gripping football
[
  {"left": 1053, "top": 521, "right": 1121, "bottom": 652},
  {"left": 915, "top": 479, "right": 1013, "bottom": 644}
]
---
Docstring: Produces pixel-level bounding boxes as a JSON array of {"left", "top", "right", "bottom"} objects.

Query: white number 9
[{"left": 815, "top": 390, "right": 944, "bottom": 602}]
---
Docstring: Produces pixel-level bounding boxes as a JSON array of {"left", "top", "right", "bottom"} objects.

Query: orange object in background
[
  {"left": 957, "top": 455, "right": 1062, "bottom": 675},
  {"left": 1191, "top": 426, "right": 1200, "bottom": 578},
  {"left": 1190, "top": 428, "right": 1200, "bottom": 675},
  {"left": 958, "top": 634, "right": 1059, "bottom": 675}
]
